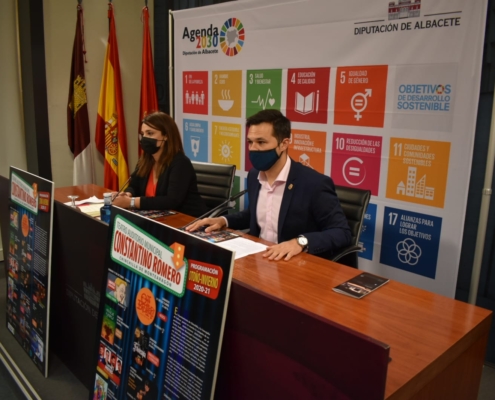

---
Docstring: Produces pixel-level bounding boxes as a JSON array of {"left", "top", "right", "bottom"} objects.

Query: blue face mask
[{"left": 249, "top": 148, "right": 281, "bottom": 171}]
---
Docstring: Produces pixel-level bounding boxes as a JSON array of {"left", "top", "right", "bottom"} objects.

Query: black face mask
[
  {"left": 249, "top": 147, "right": 281, "bottom": 171},
  {"left": 140, "top": 137, "right": 162, "bottom": 155}
]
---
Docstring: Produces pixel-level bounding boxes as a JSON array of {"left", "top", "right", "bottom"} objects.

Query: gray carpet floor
[
  {"left": 0, "top": 260, "right": 87, "bottom": 399},
  {"left": 479, "top": 363, "right": 495, "bottom": 400},
  {"left": 0, "top": 359, "right": 26, "bottom": 399}
]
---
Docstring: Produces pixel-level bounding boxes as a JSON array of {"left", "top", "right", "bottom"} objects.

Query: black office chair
[
  {"left": 331, "top": 185, "right": 371, "bottom": 269},
  {"left": 191, "top": 161, "right": 236, "bottom": 217}
]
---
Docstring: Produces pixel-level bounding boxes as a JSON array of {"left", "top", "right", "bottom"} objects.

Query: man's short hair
[{"left": 246, "top": 110, "right": 291, "bottom": 143}]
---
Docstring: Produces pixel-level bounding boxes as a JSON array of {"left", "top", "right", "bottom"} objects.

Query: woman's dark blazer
[{"left": 126, "top": 152, "right": 207, "bottom": 218}]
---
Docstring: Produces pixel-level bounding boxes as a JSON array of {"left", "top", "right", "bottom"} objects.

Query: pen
[{"left": 111, "top": 176, "right": 132, "bottom": 202}]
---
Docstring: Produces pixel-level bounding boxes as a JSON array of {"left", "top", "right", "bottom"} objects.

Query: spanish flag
[
  {"left": 95, "top": 3, "right": 129, "bottom": 191},
  {"left": 138, "top": 6, "right": 159, "bottom": 156}
]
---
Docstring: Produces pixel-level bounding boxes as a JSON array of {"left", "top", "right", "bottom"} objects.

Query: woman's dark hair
[{"left": 136, "top": 111, "right": 184, "bottom": 177}]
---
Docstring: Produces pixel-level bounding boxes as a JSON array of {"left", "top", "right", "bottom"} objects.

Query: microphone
[
  {"left": 181, "top": 189, "right": 247, "bottom": 230},
  {"left": 111, "top": 176, "right": 132, "bottom": 202},
  {"left": 111, "top": 164, "right": 139, "bottom": 202}
]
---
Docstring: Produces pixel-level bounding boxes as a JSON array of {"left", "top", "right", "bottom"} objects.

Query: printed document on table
[
  {"left": 78, "top": 203, "right": 104, "bottom": 217},
  {"left": 64, "top": 196, "right": 104, "bottom": 206},
  {"left": 215, "top": 237, "right": 266, "bottom": 259}
]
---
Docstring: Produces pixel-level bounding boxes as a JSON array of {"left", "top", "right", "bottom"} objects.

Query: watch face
[{"left": 298, "top": 236, "right": 308, "bottom": 246}]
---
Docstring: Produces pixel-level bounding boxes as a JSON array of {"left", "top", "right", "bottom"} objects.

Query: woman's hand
[{"left": 112, "top": 195, "right": 132, "bottom": 209}]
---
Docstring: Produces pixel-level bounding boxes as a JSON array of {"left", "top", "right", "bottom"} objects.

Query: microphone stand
[
  {"left": 111, "top": 164, "right": 138, "bottom": 202},
  {"left": 180, "top": 189, "right": 247, "bottom": 230},
  {"left": 111, "top": 176, "right": 132, "bottom": 202}
]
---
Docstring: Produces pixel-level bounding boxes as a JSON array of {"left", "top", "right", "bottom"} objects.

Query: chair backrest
[
  {"left": 334, "top": 185, "right": 371, "bottom": 247},
  {"left": 191, "top": 161, "right": 236, "bottom": 211}
]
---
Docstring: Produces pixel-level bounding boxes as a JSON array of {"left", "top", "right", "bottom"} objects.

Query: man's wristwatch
[
  {"left": 297, "top": 235, "right": 308, "bottom": 252},
  {"left": 130, "top": 197, "right": 136, "bottom": 209}
]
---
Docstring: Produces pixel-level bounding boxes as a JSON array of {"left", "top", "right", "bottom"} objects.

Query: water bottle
[{"left": 100, "top": 192, "right": 112, "bottom": 223}]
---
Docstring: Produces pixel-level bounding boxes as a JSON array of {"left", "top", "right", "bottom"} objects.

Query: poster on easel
[
  {"left": 91, "top": 207, "right": 234, "bottom": 400},
  {"left": 6, "top": 166, "right": 54, "bottom": 377}
]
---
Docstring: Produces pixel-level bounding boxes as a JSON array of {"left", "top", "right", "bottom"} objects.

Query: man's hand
[
  {"left": 185, "top": 217, "right": 226, "bottom": 233},
  {"left": 263, "top": 238, "right": 303, "bottom": 261}
]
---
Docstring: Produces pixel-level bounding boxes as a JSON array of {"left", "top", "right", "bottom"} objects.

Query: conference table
[
  {"left": 45, "top": 185, "right": 492, "bottom": 400},
  {"left": 44, "top": 184, "right": 493, "bottom": 399}
]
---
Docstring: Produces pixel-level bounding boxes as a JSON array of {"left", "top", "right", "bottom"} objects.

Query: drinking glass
[{"left": 67, "top": 195, "right": 79, "bottom": 208}]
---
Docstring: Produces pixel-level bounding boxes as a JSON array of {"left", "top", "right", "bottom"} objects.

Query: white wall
[
  {"left": 44, "top": 0, "right": 153, "bottom": 188},
  {"left": 0, "top": 0, "right": 154, "bottom": 261},
  {"left": 0, "top": 0, "right": 28, "bottom": 261}
]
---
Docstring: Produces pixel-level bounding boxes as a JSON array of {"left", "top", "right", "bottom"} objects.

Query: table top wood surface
[{"left": 54, "top": 184, "right": 492, "bottom": 399}]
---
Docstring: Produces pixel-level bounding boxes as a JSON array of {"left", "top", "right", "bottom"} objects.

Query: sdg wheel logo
[{"left": 220, "top": 18, "right": 245, "bottom": 56}]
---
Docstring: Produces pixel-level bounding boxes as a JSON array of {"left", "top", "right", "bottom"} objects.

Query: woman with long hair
[{"left": 112, "top": 111, "right": 207, "bottom": 217}]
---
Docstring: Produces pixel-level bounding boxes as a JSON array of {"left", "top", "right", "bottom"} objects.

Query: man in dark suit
[{"left": 186, "top": 110, "right": 351, "bottom": 261}]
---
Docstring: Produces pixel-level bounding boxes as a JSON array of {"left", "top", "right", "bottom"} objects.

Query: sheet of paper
[
  {"left": 64, "top": 195, "right": 104, "bottom": 206},
  {"left": 215, "top": 237, "right": 266, "bottom": 259},
  {"left": 78, "top": 203, "right": 104, "bottom": 217}
]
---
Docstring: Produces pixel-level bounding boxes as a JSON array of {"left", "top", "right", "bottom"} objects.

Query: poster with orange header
[
  {"left": 7, "top": 167, "right": 54, "bottom": 377},
  {"left": 91, "top": 208, "right": 234, "bottom": 400}
]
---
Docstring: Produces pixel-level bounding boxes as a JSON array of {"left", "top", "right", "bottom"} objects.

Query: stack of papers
[
  {"left": 215, "top": 237, "right": 266, "bottom": 259},
  {"left": 78, "top": 203, "right": 104, "bottom": 217},
  {"left": 63, "top": 195, "right": 104, "bottom": 206},
  {"left": 64, "top": 196, "right": 104, "bottom": 217}
]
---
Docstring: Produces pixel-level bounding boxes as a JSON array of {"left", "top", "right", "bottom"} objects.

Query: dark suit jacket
[
  {"left": 226, "top": 160, "right": 351, "bottom": 259},
  {"left": 126, "top": 152, "right": 207, "bottom": 217}
]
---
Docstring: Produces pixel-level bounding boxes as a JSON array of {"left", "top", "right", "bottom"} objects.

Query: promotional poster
[
  {"left": 173, "top": 0, "right": 487, "bottom": 297},
  {"left": 7, "top": 167, "right": 54, "bottom": 376},
  {"left": 91, "top": 207, "right": 234, "bottom": 400}
]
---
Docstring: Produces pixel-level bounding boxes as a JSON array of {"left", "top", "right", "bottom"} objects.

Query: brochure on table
[
  {"left": 91, "top": 207, "right": 234, "bottom": 400},
  {"left": 333, "top": 272, "right": 389, "bottom": 299},
  {"left": 6, "top": 167, "right": 54, "bottom": 377}
]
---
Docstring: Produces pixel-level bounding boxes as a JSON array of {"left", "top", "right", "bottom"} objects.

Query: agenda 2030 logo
[{"left": 182, "top": 18, "right": 245, "bottom": 56}]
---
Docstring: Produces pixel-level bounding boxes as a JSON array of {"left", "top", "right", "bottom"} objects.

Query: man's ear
[{"left": 280, "top": 137, "right": 290, "bottom": 152}]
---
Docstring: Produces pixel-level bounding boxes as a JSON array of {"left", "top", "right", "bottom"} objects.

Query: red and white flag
[{"left": 67, "top": 3, "right": 95, "bottom": 185}]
